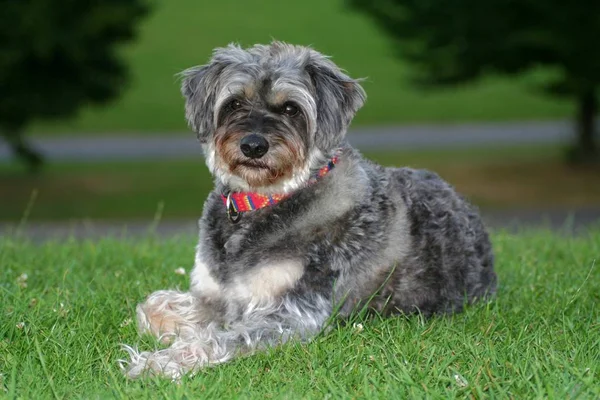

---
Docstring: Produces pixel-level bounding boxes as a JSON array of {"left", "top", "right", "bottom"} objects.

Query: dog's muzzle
[
  {"left": 221, "top": 149, "right": 343, "bottom": 223},
  {"left": 240, "top": 134, "right": 269, "bottom": 159}
]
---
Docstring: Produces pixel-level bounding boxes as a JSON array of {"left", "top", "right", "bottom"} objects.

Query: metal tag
[{"left": 226, "top": 193, "right": 242, "bottom": 223}]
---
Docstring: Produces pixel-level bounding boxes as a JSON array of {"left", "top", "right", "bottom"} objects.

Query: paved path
[
  {"left": 2, "top": 120, "right": 598, "bottom": 238},
  {"left": 0, "top": 120, "right": 584, "bottom": 162},
  {"left": 2, "top": 208, "right": 599, "bottom": 241}
]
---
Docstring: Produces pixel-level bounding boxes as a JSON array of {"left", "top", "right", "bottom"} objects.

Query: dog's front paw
[
  {"left": 120, "top": 339, "right": 223, "bottom": 380},
  {"left": 136, "top": 290, "right": 199, "bottom": 344},
  {"left": 120, "top": 346, "right": 187, "bottom": 380}
]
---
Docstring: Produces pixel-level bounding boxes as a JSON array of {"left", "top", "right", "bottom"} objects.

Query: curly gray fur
[{"left": 122, "top": 42, "right": 496, "bottom": 380}]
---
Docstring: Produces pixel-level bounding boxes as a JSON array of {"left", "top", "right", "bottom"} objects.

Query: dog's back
[{"left": 379, "top": 166, "right": 497, "bottom": 315}]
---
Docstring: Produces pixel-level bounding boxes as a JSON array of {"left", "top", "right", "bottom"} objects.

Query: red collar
[{"left": 221, "top": 152, "right": 341, "bottom": 223}]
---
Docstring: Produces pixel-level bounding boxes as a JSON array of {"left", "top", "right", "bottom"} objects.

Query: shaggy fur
[{"left": 122, "top": 42, "right": 497, "bottom": 380}]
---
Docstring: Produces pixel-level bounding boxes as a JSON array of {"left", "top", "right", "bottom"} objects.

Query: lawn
[
  {"left": 2, "top": 146, "right": 600, "bottom": 222},
  {"left": 1, "top": 229, "right": 599, "bottom": 398},
  {"left": 31, "top": 0, "right": 571, "bottom": 135}
]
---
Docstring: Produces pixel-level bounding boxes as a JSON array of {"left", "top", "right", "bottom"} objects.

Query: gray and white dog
[{"left": 123, "top": 42, "right": 497, "bottom": 379}]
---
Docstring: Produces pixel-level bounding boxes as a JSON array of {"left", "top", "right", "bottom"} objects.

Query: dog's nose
[{"left": 240, "top": 134, "right": 269, "bottom": 159}]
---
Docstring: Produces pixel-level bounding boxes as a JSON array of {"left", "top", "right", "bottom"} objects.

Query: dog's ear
[
  {"left": 180, "top": 61, "right": 227, "bottom": 143},
  {"left": 307, "top": 53, "right": 366, "bottom": 149}
]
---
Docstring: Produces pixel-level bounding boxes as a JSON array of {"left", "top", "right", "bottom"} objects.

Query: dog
[{"left": 122, "top": 42, "right": 497, "bottom": 379}]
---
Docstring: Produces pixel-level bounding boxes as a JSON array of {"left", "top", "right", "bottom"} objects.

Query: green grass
[
  {"left": 1, "top": 229, "right": 599, "bottom": 398},
  {"left": 3, "top": 145, "right": 600, "bottom": 222},
  {"left": 31, "top": 0, "right": 571, "bottom": 135}
]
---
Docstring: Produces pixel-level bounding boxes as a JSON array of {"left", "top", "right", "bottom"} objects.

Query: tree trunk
[
  {"left": 1, "top": 130, "right": 44, "bottom": 173},
  {"left": 570, "top": 90, "right": 599, "bottom": 163}
]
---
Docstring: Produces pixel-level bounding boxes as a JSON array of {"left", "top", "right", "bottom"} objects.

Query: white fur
[
  {"left": 190, "top": 251, "right": 221, "bottom": 298},
  {"left": 203, "top": 142, "right": 325, "bottom": 195},
  {"left": 230, "top": 260, "right": 305, "bottom": 302},
  {"left": 135, "top": 290, "right": 204, "bottom": 344},
  {"left": 121, "top": 293, "right": 331, "bottom": 380}
]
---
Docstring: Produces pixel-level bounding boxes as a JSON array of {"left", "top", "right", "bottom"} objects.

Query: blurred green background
[
  {"left": 1, "top": 0, "right": 599, "bottom": 225},
  {"left": 33, "top": 0, "right": 570, "bottom": 135}
]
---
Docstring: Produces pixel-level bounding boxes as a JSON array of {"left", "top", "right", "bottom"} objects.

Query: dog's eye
[
  {"left": 227, "top": 99, "right": 243, "bottom": 112},
  {"left": 282, "top": 103, "right": 299, "bottom": 117}
]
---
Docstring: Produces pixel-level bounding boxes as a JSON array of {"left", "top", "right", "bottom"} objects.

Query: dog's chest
[
  {"left": 192, "top": 217, "right": 306, "bottom": 302},
  {"left": 191, "top": 254, "right": 305, "bottom": 303}
]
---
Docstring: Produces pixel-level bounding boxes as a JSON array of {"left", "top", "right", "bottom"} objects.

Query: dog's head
[{"left": 181, "top": 42, "right": 365, "bottom": 194}]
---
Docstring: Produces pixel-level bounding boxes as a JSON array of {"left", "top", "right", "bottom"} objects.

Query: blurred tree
[
  {"left": 350, "top": 0, "right": 599, "bottom": 162},
  {"left": 0, "top": 0, "right": 149, "bottom": 171}
]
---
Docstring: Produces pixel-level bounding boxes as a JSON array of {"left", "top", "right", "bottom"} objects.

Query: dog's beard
[{"left": 204, "top": 128, "right": 321, "bottom": 195}]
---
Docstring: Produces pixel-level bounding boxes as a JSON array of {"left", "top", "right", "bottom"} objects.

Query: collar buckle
[{"left": 225, "top": 193, "right": 242, "bottom": 223}]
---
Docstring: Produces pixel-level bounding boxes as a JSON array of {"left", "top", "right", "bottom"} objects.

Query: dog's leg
[
  {"left": 123, "top": 294, "right": 332, "bottom": 380},
  {"left": 135, "top": 290, "right": 213, "bottom": 344}
]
